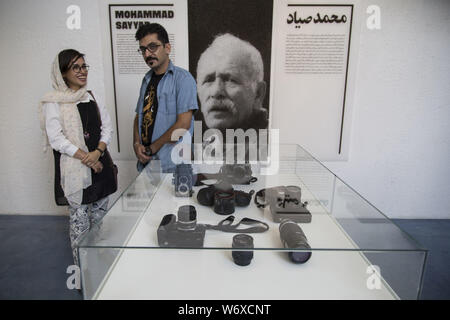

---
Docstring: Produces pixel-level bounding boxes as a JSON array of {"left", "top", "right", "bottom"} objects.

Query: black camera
[
  {"left": 197, "top": 181, "right": 254, "bottom": 215},
  {"left": 219, "top": 164, "right": 256, "bottom": 184},
  {"left": 172, "top": 164, "right": 194, "bottom": 197},
  {"left": 157, "top": 205, "right": 206, "bottom": 248},
  {"left": 255, "top": 186, "right": 311, "bottom": 223}
]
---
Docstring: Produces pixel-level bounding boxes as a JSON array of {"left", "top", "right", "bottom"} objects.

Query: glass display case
[{"left": 77, "top": 144, "right": 427, "bottom": 300}]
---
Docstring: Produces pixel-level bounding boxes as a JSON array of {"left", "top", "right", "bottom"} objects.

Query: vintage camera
[
  {"left": 172, "top": 164, "right": 194, "bottom": 197},
  {"left": 219, "top": 164, "right": 255, "bottom": 184},
  {"left": 157, "top": 205, "right": 206, "bottom": 248},
  {"left": 197, "top": 182, "right": 254, "bottom": 215},
  {"left": 255, "top": 186, "right": 311, "bottom": 223}
]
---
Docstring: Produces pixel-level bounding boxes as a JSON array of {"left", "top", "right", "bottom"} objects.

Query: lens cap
[{"left": 288, "top": 251, "right": 312, "bottom": 264}]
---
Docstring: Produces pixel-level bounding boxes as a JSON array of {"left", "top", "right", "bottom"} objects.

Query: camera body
[
  {"left": 220, "top": 164, "right": 254, "bottom": 184},
  {"left": 257, "top": 186, "right": 311, "bottom": 223},
  {"left": 172, "top": 164, "right": 194, "bottom": 197},
  {"left": 157, "top": 205, "right": 206, "bottom": 247}
]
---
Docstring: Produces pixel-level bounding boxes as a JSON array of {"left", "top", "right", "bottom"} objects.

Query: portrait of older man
[{"left": 196, "top": 34, "right": 268, "bottom": 132}]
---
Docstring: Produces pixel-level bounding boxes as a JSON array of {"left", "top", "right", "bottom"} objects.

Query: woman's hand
[
  {"left": 73, "top": 148, "right": 103, "bottom": 172},
  {"left": 91, "top": 161, "right": 103, "bottom": 174},
  {"left": 81, "top": 150, "right": 101, "bottom": 167}
]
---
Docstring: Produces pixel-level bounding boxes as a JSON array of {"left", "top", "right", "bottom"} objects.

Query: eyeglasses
[
  {"left": 138, "top": 43, "right": 162, "bottom": 55},
  {"left": 71, "top": 64, "right": 90, "bottom": 73}
]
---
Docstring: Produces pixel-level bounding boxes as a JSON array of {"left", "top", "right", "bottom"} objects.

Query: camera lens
[
  {"left": 279, "top": 220, "right": 312, "bottom": 264},
  {"left": 178, "top": 184, "right": 188, "bottom": 194},
  {"left": 232, "top": 234, "right": 254, "bottom": 266},
  {"left": 179, "top": 176, "right": 188, "bottom": 184},
  {"left": 214, "top": 190, "right": 235, "bottom": 215},
  {"left": 177, "top": 205, "right": 197, "bottom": 230},
  {"left": 285, "top": 186, "right": 302, "bottom": 203},
  {"left": 197, "top": 185, "right": 215, "bottom": 206},
  {"left": 286, "top": 186, "right": 301, "bottom": 193}
]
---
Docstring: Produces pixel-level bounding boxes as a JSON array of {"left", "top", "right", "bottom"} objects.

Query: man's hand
[
  {"left": 81, "top": 150, "right": 101, "bottom": 167},
  {"left": 134, "top": 142, "right": 151, "bottom": 164}
]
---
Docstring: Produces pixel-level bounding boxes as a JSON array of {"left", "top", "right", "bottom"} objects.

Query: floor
[{"left": 0, "top": 215, "right": 448, "bottom": 300}]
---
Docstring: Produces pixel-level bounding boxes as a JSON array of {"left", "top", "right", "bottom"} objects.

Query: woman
[{"left": 39, "top": 49, "right": 116, "bottom": 266}]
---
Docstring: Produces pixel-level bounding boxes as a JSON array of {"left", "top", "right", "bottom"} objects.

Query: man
[
  {"left": 133, "top": 23, "right": 198, "bottom": 172},
  {"left": 196, "top": 33, "right": 268, "bottom": 132}
]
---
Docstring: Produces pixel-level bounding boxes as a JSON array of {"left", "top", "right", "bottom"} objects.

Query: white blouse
[{"left": 44, "top": 93, "right": 113, "bottom": 157}]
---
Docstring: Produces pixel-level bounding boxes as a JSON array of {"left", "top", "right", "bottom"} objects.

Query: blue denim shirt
[{"left": 136, "top": 61, "right": 198, "bottom": 172}]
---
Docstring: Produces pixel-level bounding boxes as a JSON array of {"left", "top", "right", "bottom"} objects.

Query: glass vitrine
[{"left": 78, "top": 144, "right": 427, "bottom": 300}]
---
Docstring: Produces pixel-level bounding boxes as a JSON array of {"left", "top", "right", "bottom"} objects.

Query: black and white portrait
[{"left": 188, "top": 0, "right": 273, "bottom": 133}]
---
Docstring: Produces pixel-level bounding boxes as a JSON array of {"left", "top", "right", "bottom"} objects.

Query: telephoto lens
[
  {"left": 279, "top": 220, "right": 312, "bottom": 264},
  {"left": 232, "top": 234, "right": 254, "bottom": 266}
]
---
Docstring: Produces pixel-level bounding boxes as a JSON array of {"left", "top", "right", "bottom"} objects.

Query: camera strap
[{"left": 204, "top": 215, "right": 269, "bottom": 234}]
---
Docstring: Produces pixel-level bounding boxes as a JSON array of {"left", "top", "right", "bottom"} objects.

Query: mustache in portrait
[{"left": 204, "top": 98, "right": 234, "bottom": 112}]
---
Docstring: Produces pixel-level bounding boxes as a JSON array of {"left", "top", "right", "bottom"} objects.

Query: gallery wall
[
  {"left": 0, "top": 0, "right": 107, "bottom": 215},
  {"left": 323, "top": 0, "right": 450, "bottom": 219},
  {"left": 0, "top": 0, "right": 448, "bottom": 218}
]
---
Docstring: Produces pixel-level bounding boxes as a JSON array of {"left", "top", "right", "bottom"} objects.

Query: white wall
[
  {"left": 323, "top": 0, "right": 450, "bottom": 218},
  {"left": 0, "top": 0, "right": 449, "bottom": 218},
  {"left": 0, "top": 0, "right": 110, "bottom": 214}
]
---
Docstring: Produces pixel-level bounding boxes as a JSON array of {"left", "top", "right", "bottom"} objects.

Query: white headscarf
[{"left": 38, "top": 54, "right": 92, "bottom": 205}]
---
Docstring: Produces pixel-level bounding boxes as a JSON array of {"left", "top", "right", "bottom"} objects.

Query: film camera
[
  {"left": 172, "top": 164, "right": 194, "bottom": 197},
  {"left": 157, "top": 205, "right": 206, "bottom": 248},
  {"left": 255, "top": 186, "right": 311, "bottom": 223},
  {"left": 219, "top": 164, "right": 256, "bottom": 185}
]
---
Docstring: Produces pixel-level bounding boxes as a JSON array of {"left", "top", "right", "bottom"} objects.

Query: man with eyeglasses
[{"left": 133, "top": 23, "right": 198, "bottom": 172}]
